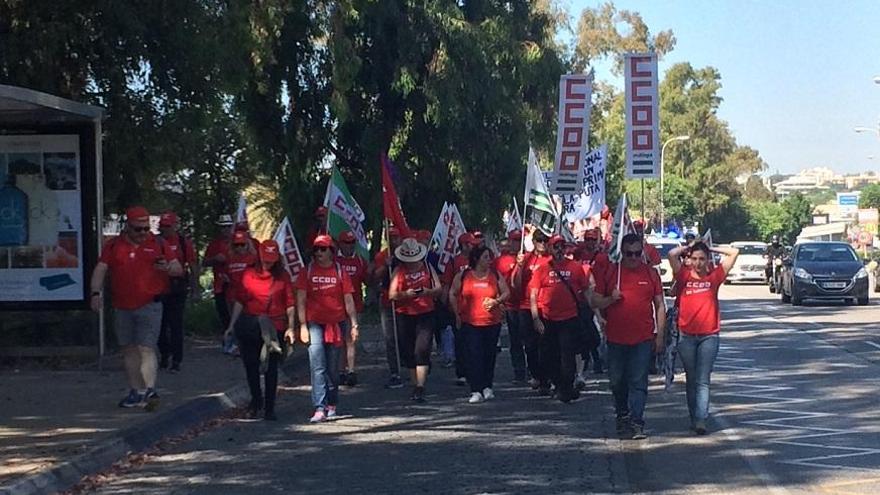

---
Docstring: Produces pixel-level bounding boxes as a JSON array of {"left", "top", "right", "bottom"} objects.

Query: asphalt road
[{"left": 85, "top": 284, "right": 880, "bottom": 494}]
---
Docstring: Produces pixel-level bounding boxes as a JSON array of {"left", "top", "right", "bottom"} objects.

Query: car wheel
[
  {"left": 858, "top": 296, "right": 869, "bottom": 306},
  {"left": 781, "top": 287, "right": 791, "bottom": 303}
]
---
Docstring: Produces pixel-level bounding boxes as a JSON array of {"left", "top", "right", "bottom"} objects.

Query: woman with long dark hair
[
  {"left": 668, "top": 241, "right": 739, "bottom": 435},
  {"left": 449, "top": 245, "right": 510, "bottom": 403},
  {"left": 225, "top": 240, "right": 293, "bottom": 421}
]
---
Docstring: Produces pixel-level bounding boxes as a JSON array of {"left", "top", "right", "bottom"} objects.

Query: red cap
[
  {"left": 508, "top": 230, "right": 522, "bottom": 241},
  {"left": 232, "top": 231, "right": 249, "bottom": 244},
  {"left": 338, "top": 231, "right": 356, "bottom": 243},
  {"left": 471, "top": 230, "right": 484, "bottom": 239},
  {"left": 313, "top": 234, "right": 334, "bottom": 248},
  {"left": 315, "top": 206, "right": 328, "bottom": 217},
  {"left": 548, "top": 235, "right": 566, "bottom": 246},
  {"left": 388, "top": 226, "right": 401, "bottom": 238},
  {"left": 260, "top": 240, "right": 281, "bottom": 262},
  {"left": 633, "top": 219, "right": 644, "bottom": 228},
  {"left": 458, "top": 233, "right": 478, "bottom": 247},
  {"left": 125, "top": 206, "right": 150, "bottom": 222},
  {"left": 159, "top": 211, "right": 178, "bottom": 226}
]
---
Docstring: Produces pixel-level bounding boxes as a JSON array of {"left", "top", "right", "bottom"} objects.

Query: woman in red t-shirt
[
  {"left": 225, "top": 240, "right": 294, "bottom": 421},
  {"left": 449, "top": 246, "right": 510, "bottom": 404},
  {"left": 668, "top": 241, "right": 739, "bottom": 435},
  {"left": 295, "top": 235, "right": 359, "bottom": 424},
  {"left": 389, "top": 238, "right": 442, "bottom": 403}
]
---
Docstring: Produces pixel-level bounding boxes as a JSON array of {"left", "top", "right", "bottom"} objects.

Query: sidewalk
[{"left": 0, "top": 337, "right": 301, "bottom": 493}]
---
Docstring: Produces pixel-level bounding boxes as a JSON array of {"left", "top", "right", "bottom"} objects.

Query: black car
[{"left": 780, "top": 242, "right": 869, "bottom": 306}]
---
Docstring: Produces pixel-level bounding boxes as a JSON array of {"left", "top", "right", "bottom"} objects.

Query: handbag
[{"left": 550, "top": 266, "right": 601, "bottom": 353}]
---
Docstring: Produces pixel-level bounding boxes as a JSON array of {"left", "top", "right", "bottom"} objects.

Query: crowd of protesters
[{"left": 90, "top": 204, "right": 738, "bottom": 439}]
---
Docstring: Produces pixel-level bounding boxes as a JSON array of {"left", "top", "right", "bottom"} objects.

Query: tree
[
  {"left": 859, "top": 184, "right": 880, "bottom": 210},
  {"left": 744, "top": 175, "right": 775, "bottom": 202}
]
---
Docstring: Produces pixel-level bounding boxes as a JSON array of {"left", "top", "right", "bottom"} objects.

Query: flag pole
[
  {"left": 520, "top": 150, "right": 531, "bottom": 255},
  {"left": 384, "top": 219, "right": 403, "bottom": 377}
]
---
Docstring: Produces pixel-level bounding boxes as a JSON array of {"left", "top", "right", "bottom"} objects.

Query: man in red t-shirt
[
  {"left": 371, "top": 226, "right": 405, "bottom": 388},
  {"left": 157, "top": 211, "right": 199, "bottom": 372},
  {"left": 529, "top": 235, "right": 590, "bottom": 403},
  {"left": 335, "top": 230, "right": 369, "bottom": 386},
  {"left": 575, "top": 228, "right": 609, "bottom": 375},
  {"left": 512, "top": 229, "right": 552, "bottom": 392},
  {"left": 203, "top": 214, "right": 235, "bottom": 331},
  {"left": 90, "top": 206, "right": 183, "bottom": 410},
  {"left": 591, "top": 233, "right": 666, "bottom": 440},
  {"left": 495, "top": 230, "right": 527, "bottom": 382}
]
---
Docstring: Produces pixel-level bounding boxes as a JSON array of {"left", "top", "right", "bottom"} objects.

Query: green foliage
[
  {"left": 745, "top": 193, "right": 813, "bottom": 244},
  {"left": 743, "top": 175, "right": 775, "bottom": 202},
  {"left": 859, "top": 184, "right": 880, "bottom": 209}
]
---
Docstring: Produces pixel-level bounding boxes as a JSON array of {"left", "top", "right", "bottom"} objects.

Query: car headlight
[
  {"left": 794, "top": 268, "right": 813, "bottom": 281},
  {"left": 855, "top": 267, "right": 869, "bottom": 279}
]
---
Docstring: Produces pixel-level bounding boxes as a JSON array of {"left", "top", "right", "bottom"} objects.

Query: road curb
[{"left": 0, "top": 355, "right": 306, "bottom": 495}]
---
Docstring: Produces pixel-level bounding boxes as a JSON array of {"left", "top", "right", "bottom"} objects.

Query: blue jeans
[
  {"left": 463, "top": 323, "right": 502, "bottom": 393},
  {"left": 307, "top": 322, "right": 346, "bottom": 409},
  {"left": 607, "top": 341, "right": 653, "bottom": 424},
  {"left": 504, "top": 310, "right": 527, "bottom": 380},
  {"left": 677, "top": 333, "right": 720, "bottom": 423}
]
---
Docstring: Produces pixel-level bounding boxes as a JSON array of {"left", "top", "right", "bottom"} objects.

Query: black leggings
[
  {"left": 234, "top": 314, "right": 281, "bottom": 412},
  {"left": 397, "top": 312, "right": 434, "bottom": 368}
]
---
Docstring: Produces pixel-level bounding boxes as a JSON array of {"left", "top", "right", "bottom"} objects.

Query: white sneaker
[
  {"left": 482, "top": 387, "right": 495, "bottom": 400},
  {"left": 468, "top": 392, "right": 484, "bottom": 404}
]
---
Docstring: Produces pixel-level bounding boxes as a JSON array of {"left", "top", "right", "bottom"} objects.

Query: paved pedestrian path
[
  {"left": 87, "top": 323, "right": 629, "bottom": 494},
  {"left": 0, "top": 337, "right": 244, "bottom": 485}
]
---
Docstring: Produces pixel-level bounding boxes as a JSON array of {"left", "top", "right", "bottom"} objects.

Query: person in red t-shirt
[
  {"left": 591, "top": 233, "right": 666, "bottom": 440},
  {"left": 449, "top": 245, "right": 510, "bottom": 403},
  {"left": 633, "top": 220, "right": 661, "bottom": 266},
  {"left": 203, "top": 214, "right": 235, "bottom": 331},
  {"left": 668, "top": 241, "right": 738, "bottom": 435},
  {"left": 494, "top": 230, "right": 528, "bottom": 383},
  {"left": 372, "top": 226, "right": 405, "bottom": 388},
  {"left": 389, "top": 238, "right": 442, "bottom": 403},
  {"left": 442, "top": 232, "right": 480, "bottom": 385},
  {"left": 157, "top": 211, "right": 199, "bottom": 372},
  {"left": 296, "top": 235, "right": 359, "bottom": 423},
  {"left": 512, "top": 229, "right": 552, "bottom": 392},
  {"left": 529, "top": 235, "right": 590, "bottom": 403},
  {"left": 90, "top": 206, "right": 182, "bottom": 410},
  {"left": 335, "top": 230, "right": 369, "bottom": 387},
  {"left": 225, "top": 240, "right": 294, "bottom": 421},
  {"left": 575, "top": 228, "right": 609, "bottom": 376}
]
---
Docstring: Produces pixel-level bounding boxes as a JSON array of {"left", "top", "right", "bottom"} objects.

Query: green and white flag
[
  {"left": 323, "top": 166, "right": 369, "bottom": 259},
  {"left": 524, "top": 147, "right": 557, "bottom": 236}
]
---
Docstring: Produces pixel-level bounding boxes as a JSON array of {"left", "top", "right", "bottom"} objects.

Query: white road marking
[{"left": 865, "top": 341, "right": 880, "bottom": 351}]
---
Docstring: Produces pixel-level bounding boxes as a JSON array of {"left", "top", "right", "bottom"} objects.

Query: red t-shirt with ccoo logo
[
  {"left": 393, "top": 264, "right": 436, "bottom": 316},
  {"left": 235, "top": 268, "right": 295, "bottom": 331},
  {"left": 294, "top": 263, "right": 354, "bottom": 325},
  {"left": 336, "top": 253, "right": 368, "bottom": 312},
  {"left": 458, "top": 270, "right": 504, "bottom": 326},
  {"left": 675, "top": 266, "right": 726, "bottom": 335},
  {"left": 529, "top": 259, "right": 589, "bottom": 322}
]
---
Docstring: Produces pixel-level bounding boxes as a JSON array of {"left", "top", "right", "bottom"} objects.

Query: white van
[{"left": 646, "top": 237, "right": 684, "bottom": 293}]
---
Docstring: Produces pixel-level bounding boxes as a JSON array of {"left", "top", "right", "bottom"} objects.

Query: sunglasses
[
  {"left": 130, "top": 226, "right": 150, "bottom": 233},
  {"left": 624, "top": 250, "right": 643, "bottom": 258},
  {"left": 233, "top": 242, "right": 247, "bottom": 247}
]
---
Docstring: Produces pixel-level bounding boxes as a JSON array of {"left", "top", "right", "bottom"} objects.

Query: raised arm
[
  {"left": 712, "top": 246, "right": 740, "bottom": 275},
  {"left": 668, "top": 245, "right": 687, "bottom": 276}
]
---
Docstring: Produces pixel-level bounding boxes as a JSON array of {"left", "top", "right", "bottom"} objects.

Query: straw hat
[{"left": 395, "top": 238, "right": 427, "bottom": 263}]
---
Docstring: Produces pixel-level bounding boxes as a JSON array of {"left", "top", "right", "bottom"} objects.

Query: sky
[{"left": 566, "top": 0, "right": 880, "bottom": 175}]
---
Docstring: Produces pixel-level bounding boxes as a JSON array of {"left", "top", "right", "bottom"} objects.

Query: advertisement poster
[
  {"left": 625, "top": 52, "right": 660, "bottom": 179},
  {"left": 0, "top": 135, "right": 83, "bottom": 301}
]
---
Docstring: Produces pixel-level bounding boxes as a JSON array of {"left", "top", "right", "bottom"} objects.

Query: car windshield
[
  {"left": 735, "top": 245, "right": 765, "bottom": 256},
  {"left": 649, "top": 243, "right": 680, "bottom": 257},
  {"left": 796, "top": 245, "right": 858, "bottom": 262}
]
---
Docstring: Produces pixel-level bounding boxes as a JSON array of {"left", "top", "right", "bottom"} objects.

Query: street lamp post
[{"left": 660, "top": 135, "right": 690, "bottom": 231}]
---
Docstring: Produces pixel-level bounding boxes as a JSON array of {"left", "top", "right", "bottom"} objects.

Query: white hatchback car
[
  {"left": 646, "top": 237, "right": 684, "bottom": 293},
  {"left": 726, "top": 241, "right": 768, "bottom": 283}
]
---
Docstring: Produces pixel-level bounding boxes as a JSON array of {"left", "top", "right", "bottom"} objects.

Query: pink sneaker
[
  {"left": 309, "top": 409, "right": 326, "bottom": 423},
  {"left": 326, "top": 405, "right": 338, "bottom": 420}
]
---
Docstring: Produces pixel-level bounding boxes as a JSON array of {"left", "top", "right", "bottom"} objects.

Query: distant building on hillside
[{"left": 773, "top": 167, "right": 834, "bottom": 197}]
